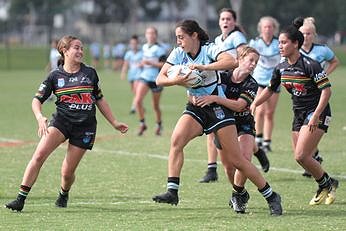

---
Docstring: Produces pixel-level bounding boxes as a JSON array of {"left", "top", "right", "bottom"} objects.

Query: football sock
[
  {"left": 167, "top": 177, "right": 180, "bottom": 194},
  {"left": 140, "top": 119, "right": 145, "bottom": 125},
  {"left": 255, "top": 134, "right": 263, "bottom": 147},
  {"left": 18, "top": 185, "right": 31, "bottom": 200},
  {"left": 207, "top": 162, "right": 217, "bottom": 172},
  {"left": 258, "top": 182, "right": 274, "bottom": 201},
  {"left": 313, "top": 150, "right": 321, "bottom": 159},
  {"left": 59, "top": 187, "right": 69, "bottom": 196},
  {"left": 233, "top": 185, "right": 245, "bottom": 194},
  {"left": 263, "top": 139, "right": 271, "bottom": 147},
  {"left": 316, "top": 172, "right": 331, "bottom": 189}
]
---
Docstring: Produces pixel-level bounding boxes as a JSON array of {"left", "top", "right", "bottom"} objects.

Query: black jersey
[
  {"left": 269, "top": 55, "right": 331, "bottom": 110},
  {"left": 34, "top": 63, "right": 103, "bottom": 124},
  {"left": 220, "top": 72, "right": 258, "bottom": 121}
]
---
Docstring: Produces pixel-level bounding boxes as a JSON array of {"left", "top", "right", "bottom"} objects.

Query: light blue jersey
[
  {"left": 124, "top": 49, "right": 143, "bottom": 82},
  {"left": 214, "top": 30, "right": 247, "bottom": 57},
  {"left": 166, "top": 42, "right": 224, "bottom": 97},
  {"left": 300, "top": 43, "right": 335, "bottom": 70},
  {"left": 140, "top": 43, "right": 167, "bottom": 82},
  {"left": 249, "top": 37, "right": 280, "bottom": 86}
]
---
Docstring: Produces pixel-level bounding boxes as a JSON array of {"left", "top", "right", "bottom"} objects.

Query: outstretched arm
[
  {"left": 96, "top": 98, "right": 128, "bottom": 133},
  {"left": 250, "top": 87, "right": 274, "bottom": 115}
]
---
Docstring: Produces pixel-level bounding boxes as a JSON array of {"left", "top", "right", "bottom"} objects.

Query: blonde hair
[
  {"left": 238, "top": 46, "right": 260, "bottom": 60},
  {"left": 257, "top": 16, "right": 280, "bottom": 36},
  {"left": 302, "top": 17, "right": 317, "bottom": 35}
]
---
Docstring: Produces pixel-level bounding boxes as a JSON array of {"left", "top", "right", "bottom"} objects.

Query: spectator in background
[
  {"left": 45, "top": 38, "right": 61, "bottom": 101},
  {"left": 120, "top": 35, "right": 143, "bottom": 114},
  {"left": 103, "top": 42, "right": 112, "bottom": 70},
  {"left": 89, "top": 41, "right": 101, "bottom": 68},
  {"left": 112, "top": 41, "right": 127, "bottom": 71},
  {"left": 47, "top": 38, "right": 61, "bottom": 72}
]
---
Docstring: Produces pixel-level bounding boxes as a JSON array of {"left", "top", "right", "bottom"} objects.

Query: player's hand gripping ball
[{"left": 167, "top": 65, "right": 203, "bottom": 88}]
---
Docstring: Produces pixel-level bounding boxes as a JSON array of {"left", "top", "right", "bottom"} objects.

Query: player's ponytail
[
  {"left": 280, "top": 18, "right": 304, "bottom": 49},
  {"left": 176, "top": 20, "right": 209, "bottom": 43}
]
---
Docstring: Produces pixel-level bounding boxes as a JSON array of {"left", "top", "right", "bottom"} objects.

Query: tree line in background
[{"left": 1, "top": 0, "right": 346, "bottom": 44}]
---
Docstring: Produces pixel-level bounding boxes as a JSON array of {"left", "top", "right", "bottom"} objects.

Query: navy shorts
[
  {"left": 292, "top": 104, "right": 331, "bottom": 133},
  {"left": 183, "top": 102, "right": 235, "bottom": 135},
  {"left": 49, "top": 116, "right": 97, "bottom": 150},
  {"left": 139, "top": 78, "right": 163, "bottom": 93},
  {"left": 235, "top": 117, "right": 256, "bottom": 137}
]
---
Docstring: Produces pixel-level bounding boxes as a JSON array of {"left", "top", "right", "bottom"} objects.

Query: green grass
[{"left": 1, "top": 68, "right": 346, "bottom": 230}]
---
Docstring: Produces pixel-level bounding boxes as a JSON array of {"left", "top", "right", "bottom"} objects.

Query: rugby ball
[{"left": 167, "top": 65, "right": 203, "bottom": 88}]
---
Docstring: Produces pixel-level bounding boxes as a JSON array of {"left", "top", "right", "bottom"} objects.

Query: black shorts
[
  {"left": 49, "top": 116, "right": 97, "bottom": 150},
  {"left": 235, "top": 117, "right": 256, "bottom": 137},
  {"left": 183, "top": 102, "right": 235, "bottom": 135},
  {"left": 258, "top": 84, "right": 281, "bottom": 93},
  {"left": 139, "top": 78, "right": 163, "bottom": 93},
  {"left": 292, "top": 104, "right": 331, "bottom": 133}
]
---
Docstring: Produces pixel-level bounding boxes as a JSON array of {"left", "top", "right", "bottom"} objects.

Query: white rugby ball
[{"left": 167, "top": 65, "right": 203, "bottom": 88}]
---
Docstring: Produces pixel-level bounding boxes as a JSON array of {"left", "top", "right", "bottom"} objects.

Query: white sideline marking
[
  {"left": 29, "top": 200, "right": 152, "bottom": 207},
  {"left": 93, "top": 148, "right": 346, "bottom": 180},
  {"left": 0, "top": 137, "right": 22, "bottom": 142}
]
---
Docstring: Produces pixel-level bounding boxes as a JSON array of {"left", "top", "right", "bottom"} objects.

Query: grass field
[{"left": 1, "top": 67, "right": 346, "bottom": 230}]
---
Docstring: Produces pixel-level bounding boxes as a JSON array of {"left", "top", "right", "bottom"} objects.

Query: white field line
[
  {"left": 0, "top": 137, "right": 22, "bottom": 142},
  {"left": 28, "top": 200, "right": 152, "bottom": 207},
  {"left": 1, "top": 136, "right": 345, "bottom": 180},
  {"left": 93, "top": 148, "right": 346, "bottom": 180}
]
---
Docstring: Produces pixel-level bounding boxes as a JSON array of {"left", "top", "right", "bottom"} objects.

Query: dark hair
[
  {"left": 219, "top": 8, "right": 237, "bottom": 21},
  {"left": 219, "top": 8, "right": 244, "bottom": 33},
  {"left": 176, "top": 20, "right": 209, "bottom": 43},
  {"left": 57, "top": 35, "right": 79, "bottom": 66},
  {"left": 280, "top": 18, "right": 304, "bottom": 49},
  {"left": 131, "top": 34, "right": 138, "bottom": 40}
]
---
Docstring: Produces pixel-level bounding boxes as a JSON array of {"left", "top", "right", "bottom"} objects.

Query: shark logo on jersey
[
  {"left": 213, "top": 106, "right": 225, "bottom": 120},
  {"left": 58, "top": 78, "right": 65, "bottom": 87}
]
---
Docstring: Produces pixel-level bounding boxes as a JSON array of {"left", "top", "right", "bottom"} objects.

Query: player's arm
[
  {"left": 325, "top": 56, "right": 339, "bottom": 75},
  {"left": 194, "top": 95, "right": 247, "bottom": 112},
  {"left": 120, "top": 60, "right": 129, "bottom": 80},
  {"left": 190, "top": 52, "right": 238, "bottom": 71},
  {"left": 96, "top": 98, "right": 128, "bottom": 133},
  {"left": 156, "top": 63, "right": 191, "bottom": 87},
  {"left": 32, "top": 98, "right": 48, "bottom": 137}
]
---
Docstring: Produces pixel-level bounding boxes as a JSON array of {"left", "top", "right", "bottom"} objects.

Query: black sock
[
  {"left": 233, "top": 185, "right": 245, "bottom": 194},
  {"left": 60, "top": 187, "right": 69, "bottom": 196},
  {"left": 207, "top": 162, "right": 217, "bottom": 172},
  {"left": 167, "top": 177, "right": 180, "bottom": 194},
  {"left": 258, "top": 182, "right": 274, "bottom": 201},
  {"left": 17, "top": 185, "right": 31, "bottom": 201},
  {"left": 316, "top": 172, "right": 331, "bottom": 189}
]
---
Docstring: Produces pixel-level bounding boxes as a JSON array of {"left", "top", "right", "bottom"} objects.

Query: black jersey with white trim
[
  {"left": 269, "top": 55, "right": 331, "bottom": 110},
  {"left": 220, "top": 72, "right": 258, "bottom": 120},
  {"left": 34, "top": 63, "right": 103, "bottom": 124}
]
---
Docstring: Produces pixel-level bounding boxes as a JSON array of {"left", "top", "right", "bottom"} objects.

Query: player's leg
[{"left": 152, "top": 114, "right": 203, "bottom": 205}]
